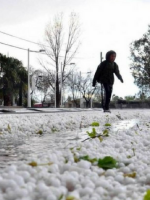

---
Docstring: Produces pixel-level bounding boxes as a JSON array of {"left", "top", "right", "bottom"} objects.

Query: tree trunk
[
  {"left": 86, "top": 100, "right": 90, "bottom": 108},
  {"left": 18, "top": 84, "right": 22, "bottom": 106},
  {"left": 12, "top": 95, "right": 16, "bottom": 106},
  {"left": 56, "top": 75, "right": 60, "bottom": 108},
  {"left": 4, "top": 94, "right": 11, "bottom": 106}
]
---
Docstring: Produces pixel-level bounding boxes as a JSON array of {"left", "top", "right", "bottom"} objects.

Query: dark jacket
[{"left": 93, "top": 60, "right": 123, "bottom": 86}]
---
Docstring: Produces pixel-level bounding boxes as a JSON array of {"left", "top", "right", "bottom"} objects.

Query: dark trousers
[{"left": 103, "top": 83, "right": 113, "bottom": 110}]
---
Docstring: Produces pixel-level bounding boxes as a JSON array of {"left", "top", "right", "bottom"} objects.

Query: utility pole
[
  {"left": 55, "top": 71, "right": 57, "bottom": 108},
  {"left": 80, "top": 71, "right": 82, "bottom": 108},
  {"left": 27, "top": 49, "right": 45, "bottom": 108},
  {"left": 100, "top": 52, "right": 103, "bottom": 63},
  {"left": 27, "top": 49, "right": 31, "bottom": 108},
  {"left": 60, "top": 62, "right": 63, "bottom": 107},
  {"left": 100, "top": 52, "right": 104, "bottom": 109},
  {"left": 90, "top": 94, "right": 93, "bottom": 108}
]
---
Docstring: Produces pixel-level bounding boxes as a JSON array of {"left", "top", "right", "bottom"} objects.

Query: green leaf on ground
[
  {"left": 98, "top": 136, "right": 103, "bottom": 142},
  {"left": 58, "top": 194, "right": 64, "bottom": 200},
  {"left": 103, "top": 129, "right": 109, "bottom": 136},
  {"left": 124, "top": 172, "right": 136, "bottom": 178},
  {"left": 51, "top": 127, "right": 58, "bottom": 132},
  {"left": 144, "top": 189, "right": 150, "bottom": 200},
  {"left": 74, "top": 155, "right": 80, "bottom": 163},
  {"left": 132, "top": 148, "right": 136, "bottom": 156},
  {"left": 28, "top": 161, "right": 38, "bottom": 167},
  {"left": 66, "top": 196, "right": 78, "bottom": 200},
  {"left": 91, "top": 122, "right": 100, "bottom": 126},
  {"left": 76, "top": 146, "right": 82, "bottom": 151},
  {"left": 41, "top": 162, "right": 53, "bottom": 166},
  {"left": 87, "top": 128, "right": 96, "bottom": 138},
  {"left": 127, "top": 155, "right": 132, "bottom": 158},
  {"left": 8, "top": 124, "right": 11, "bottom": 132},
  {"left": 80, "top": 155, "right": 97, "bottom": 163},
  {"left": 98, "top": 156, "right": 117, "bottom": 170},
  {"left": 104, "top": 123, "right": 111, "bottom": 127},
  {"left": 28, "top": 161, "right": 53, "bottom": 167},
  {"left": 36, "top": 130, "right": 43, "bottom": 135}
]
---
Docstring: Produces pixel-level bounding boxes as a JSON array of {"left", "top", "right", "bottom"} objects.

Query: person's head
[{"left": 106, "top": 50, "right": 116, "bottom": 62}]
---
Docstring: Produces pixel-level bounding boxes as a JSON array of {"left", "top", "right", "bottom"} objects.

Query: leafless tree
[
  {"left": 93, "top": 84, "right": 102, "bottom": 102},
  {"left": 40, "top": 13, "right": 81, "bottom": 107},
  {"left": 34, "top": 70, "right": 55, "bottom": 103},
  {"left": 67, "top": 70, "right": 81, "bottom": 107},
  {"left": 29, "top": 68, "right": 53, "bottom": 103},
  {"left": 78, "top": 73, "right": 96, "bottom": 108},
  {"left": 67, "top": 71, "right": 98, "bottom": 108}
]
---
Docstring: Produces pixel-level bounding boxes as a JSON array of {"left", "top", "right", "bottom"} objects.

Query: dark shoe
[{"left": 104, "top": 109, "right": 111, "bottom": 113}]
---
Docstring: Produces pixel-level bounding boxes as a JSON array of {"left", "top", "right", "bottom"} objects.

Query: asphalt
[{"left": 0, "top": 107, "right": 103, "bottom": 115}]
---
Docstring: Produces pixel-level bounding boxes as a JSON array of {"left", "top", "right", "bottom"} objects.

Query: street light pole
[
  {"left": 0, "top": 63, "right": 5, "bottom": 106},
  {"left": 87, "top": 71, "right": 93, "bottom": 109},
  {"left": 56, "top": 62, "right": 75, "bottom": 108},
  {"left": 27, "top": 49, "right": 45, "bottom": 108},
  {"left": 60, "top": 62, "right": 63, "bottom": 107},
  {"left": 55, "top": 71, "right": 57, "bottom": 108},
  {"left": 80, "top": 71, "right": 82, "bottom": 108},
  {"left": 27, "top": 49, "right": 31, "bottom": 107}
]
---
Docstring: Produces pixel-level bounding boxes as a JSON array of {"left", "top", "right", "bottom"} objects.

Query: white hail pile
[{"left": 0, "top": 110, "right": 150, "bottom": 200}]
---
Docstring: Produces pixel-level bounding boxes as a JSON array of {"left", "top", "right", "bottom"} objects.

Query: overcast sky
[{"left": 1, "top": 0, "right": 150, "bottom": 98}]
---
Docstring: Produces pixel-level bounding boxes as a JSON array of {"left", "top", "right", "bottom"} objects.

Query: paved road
[{"left": 0, "top": 107, "right": 103, "bottom": 114}]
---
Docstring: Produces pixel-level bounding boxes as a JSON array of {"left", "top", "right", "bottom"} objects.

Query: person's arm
[
  {"left": 114, "top": 63, "right": 123, "bottom": 83},
  {"left": 92, "top": 63, "right": 104, "bottom": 86}
]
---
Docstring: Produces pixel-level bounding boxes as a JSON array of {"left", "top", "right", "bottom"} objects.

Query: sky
[{"left": 0, "top": 0, "right": 150, "bottom": 98}]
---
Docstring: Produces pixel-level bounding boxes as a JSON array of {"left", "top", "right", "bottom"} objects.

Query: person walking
[{"left": 92, "top": 50, "right": 123, "bottom": 112}]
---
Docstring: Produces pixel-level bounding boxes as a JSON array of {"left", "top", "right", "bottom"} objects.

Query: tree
[
  {"left": 36, "top": 71, "right": 55, "bottom": 103},
  {"left": 40, "top": 13, "right": 81, "bottom": 107},
  {"left": 124, "top": 95, "right": 135, "bottom": 101},
  {"left": 0, "top": 53, "right": 27, "bottom": 106},
  {"left": 112, "top": 94, "right": 119, "bottom": 101},
  {"left": 67, "top": 70, "right": 105, "bottom": 108},
  {"left": 93, "top": 84, "right": 102, "bottom": 102},
  {"left": 67, "top": 70, "right": 81, "bottom": 107},
  {"left": 130, "top": 25, "right": 150, "bottom": 95},
  {"left": 77, "top": 73, "right": 96, "bottom": 108}
]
